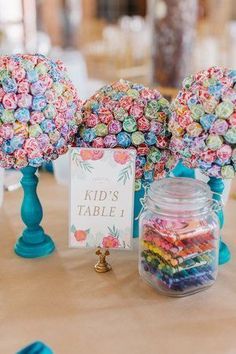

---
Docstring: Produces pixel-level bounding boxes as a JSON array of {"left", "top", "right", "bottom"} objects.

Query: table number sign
[{"left": 69, "top": 148, "right": 136, "bottom": 249}]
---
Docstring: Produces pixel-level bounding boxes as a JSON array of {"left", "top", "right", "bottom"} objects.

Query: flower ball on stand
[
  {"left": 76, "top": 79, "right": 177, "bottom": 237},
  {"left": 0, "top": 54, "right": 82, "bottom": 258},
  {"left": 169, "top": 66, "right": 236, "bottom": 264}
]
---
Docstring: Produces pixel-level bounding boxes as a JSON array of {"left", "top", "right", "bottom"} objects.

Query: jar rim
[{"left": 147, "top": 177, "right": 213, "bottom": 216}]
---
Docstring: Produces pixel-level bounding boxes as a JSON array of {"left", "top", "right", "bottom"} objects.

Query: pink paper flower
[
  {"left": 74, "top": 229, "right": 87, "bottom": 242},
  {"left": 102, "top": 235, "right": 120, "bottom": 248},
  {"left": 80, "top": 149, "right": 93, "bottom": 161},
  {"left": 91, "top": 150, "right": 104, "bottom": 160},
  {"left": 113, "top": 150, "right": 130, "bottom": 165}
]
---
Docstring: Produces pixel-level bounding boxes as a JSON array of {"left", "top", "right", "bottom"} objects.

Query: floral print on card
[{"left": 70, "top": 148, "right": 136, "bottom": 249}]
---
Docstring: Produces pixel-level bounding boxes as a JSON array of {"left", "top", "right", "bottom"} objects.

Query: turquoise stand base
[
  {"left": 207, "top": 177, "right": 231, "bottom": 265},
  {"left": 14, "top": 166, "right": 55, "bottom": 259},
  {"left": 219, "top": 240, "right": 231, "bottom": 265},
  {"left": 16, "top": 341, "right": 53, "bottom": 354},
  {"left": 15, "top": 235, "right": 55, "bottom": 259},
  {"left": 133, "top": 185, "right": 146, "bottom": 238}
]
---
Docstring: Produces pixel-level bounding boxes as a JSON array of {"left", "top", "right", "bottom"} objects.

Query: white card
[{"left": 69, "top": 148, "right": 136, "bottom": 249}]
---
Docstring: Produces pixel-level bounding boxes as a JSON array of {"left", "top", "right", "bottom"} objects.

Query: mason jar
[{"left": 139, "top": 177, "right": 220, "bottom": 297}]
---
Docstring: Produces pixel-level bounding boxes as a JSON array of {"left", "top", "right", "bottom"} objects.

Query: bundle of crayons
[{"left": 140, "top": 223, "right": 217, "bottom": 294}]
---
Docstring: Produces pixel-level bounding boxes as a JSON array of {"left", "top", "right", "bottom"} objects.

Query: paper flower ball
[
  {"left": 0, "top": 54, "right": 82, "bottom": 169},
  {"left": 76, "top": 79, "right": 177, "bottom": 189},
  {"left": 169, "top": 66, "right": 236, "bottom": 179}
]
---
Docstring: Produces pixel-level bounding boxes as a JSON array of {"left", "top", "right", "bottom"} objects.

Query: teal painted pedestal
[
  {"left": 133, "top": 185, "right": 146, "bottom": 238},
  {"left": 172, "top": 160, "right": 195, "bottom": 179},
  {"left": 16, "top": 341, "right": 53, "bottom": 354},
  {"left": 208, "top": 177, "right": 231, "bottom": 265},
  {"left": 14, "top": 166, "right": 55, "bottom": 258}
]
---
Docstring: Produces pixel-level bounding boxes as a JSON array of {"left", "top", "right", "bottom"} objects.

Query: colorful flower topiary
[
  {"left": 169, "top": 66, "right": 236, "bottom": 179},
  {"left": 76, "top": 79, "right": 177, "bottom": 190},
  {"left": 0, "top": 54, "right": 82, "bottom": 169}
]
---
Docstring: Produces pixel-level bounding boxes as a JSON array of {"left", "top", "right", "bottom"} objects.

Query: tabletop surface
[{"left": 1, "top": 172, "right": 236, "bottom": 354}]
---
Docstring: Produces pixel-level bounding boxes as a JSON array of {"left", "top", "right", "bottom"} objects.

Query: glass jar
[
  {"left": 139, "top": 177, "right": 220, "bottom": 297},
  {"left": 149, "top": 0, "right": 198, "bottom": 87}
]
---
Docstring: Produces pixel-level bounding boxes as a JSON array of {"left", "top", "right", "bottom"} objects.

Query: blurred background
[
  {"left": 0, "top": 0, "right": 236, "bottom": 100},
  {"left": 0, "top": 0, "right": 235, "bottom": 196}
]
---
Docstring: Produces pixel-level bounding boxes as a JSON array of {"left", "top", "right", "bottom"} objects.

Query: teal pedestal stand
[
  {"left": 16, "top": 341, "right": 53, "bottom": 354},
  {"left": 173, "top": 160, "right": 195, "bottom": 178},
  {"left": 14, "top": 166, "right": 55, "bottom": 258},
  {"left": 207, "top": 177, "right": 231, "bottom": 265},
  {"left": 133, "top": 185, "right": 146, "bottom": 238}
]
